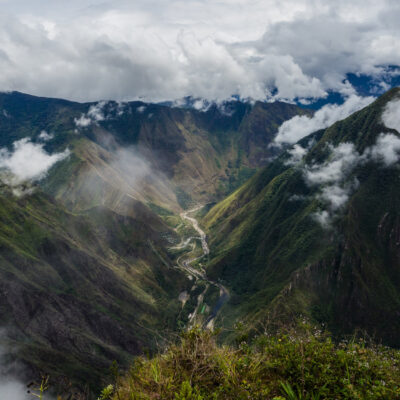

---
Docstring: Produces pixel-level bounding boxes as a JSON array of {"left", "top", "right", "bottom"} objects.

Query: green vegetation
[
  {"left": 0, "top": 188, "right": 186, "bottom": 393},
  {"left": 3, "top": 88, "right": 400, "bottom": 399},
  {"left": 203, "top": 87, "right": 400, "bottom": 346},
  {"left": 105, "top": 326, "right": 400, "bottom": 399},
  {"left": 148, "top": 202, "right": 174, "bottom": 217}
]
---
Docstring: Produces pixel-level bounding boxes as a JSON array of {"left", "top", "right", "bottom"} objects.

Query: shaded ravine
[{"left": 176, "top": 205, "right": 229, "bottom": 329}]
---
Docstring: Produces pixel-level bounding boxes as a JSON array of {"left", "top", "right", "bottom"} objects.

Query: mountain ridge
[{"left": 203, "top": 87, "right": 400, "bottom": 345}]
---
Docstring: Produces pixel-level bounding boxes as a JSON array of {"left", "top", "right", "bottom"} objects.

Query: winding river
[{"left": 176, "top": 205, "right": 229, "bottom": 329}]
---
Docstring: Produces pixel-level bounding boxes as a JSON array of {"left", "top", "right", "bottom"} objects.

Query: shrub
[{"left": 109, "top": 326, "right": 400, "bottom": 399}]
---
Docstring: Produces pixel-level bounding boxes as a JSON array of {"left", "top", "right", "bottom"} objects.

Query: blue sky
[{"left": 0, "top": 0, "right": 399, "bottom": 102}]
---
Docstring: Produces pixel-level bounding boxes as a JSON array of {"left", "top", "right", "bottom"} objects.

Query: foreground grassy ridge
[{"left": 107, "top": 327, "right": 400, "bottom": 400}]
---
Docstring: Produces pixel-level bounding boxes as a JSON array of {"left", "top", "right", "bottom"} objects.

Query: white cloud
[
  {"left": 285, "top": 144, "right": 308, "bottom": 165},
  {"left": 319, "top": 181, "right": 359, "bottom": 210},
  {"left": 304, "top": 142, "right": 362, "bottom": 186},
  {"left": 302, "top": 142, "right": 364, "bottom": 226},
  {"left": 74, "top": 114, "right": 91, "bottom": 128},
  {"left": 38, "top": 130, "right": 53, "bottom": 141},
  {"left": 381, "top": 97, "right": 400, "bottom": 132},
  {"left": 368, "top": 133, "right": 400, "bottom": 166},
  {"left": 284, "top": 97, "right": 400, "bottom": 227},
  {"left": 312, "top": 210, "right": 331, "bottom": 228},
  {"left": 74, "top": 101, "right": 128, "bottom": 128},
  {"left": 136, "top": 105, "right": 146, "bottom": 113},
  {"left": 74, "top": 101, "right": 106, "bottom": 128},
  {"left": 86, "top": 101, "right": 106, "bottom": 122},
  {"left": 0, "top": 330, "right": 53, "bottom": 400},
  {"left": 300, "top": 130, "right": 400, "bottom": 227},
  {"left": 192, "top": 99, "right": 212, "bottom": 112},
  {"left": 0, "top": 1, "right": 399, "bottom": 102},
  {"left": 0, "top": 138, "right": 69, "bottom": 186},
  {"left": 275, "top": 95, "right": 375, "bottom": 145}
]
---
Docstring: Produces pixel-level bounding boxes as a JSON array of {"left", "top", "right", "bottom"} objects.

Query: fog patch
[
  {"left": 77, "top": 139, "right": 162, "bottom": 207},
  {"left": 110, "top": 147, "right": 152, "bottom": 189},
  {"left": 0, "top": 379, "right": 30, "bottom": 400},
  {"left": 0, "top": 330, "right": 54, "bottom": 400},
  {"left": 78, "top": 146, "right": 152, "bottom": 206}
]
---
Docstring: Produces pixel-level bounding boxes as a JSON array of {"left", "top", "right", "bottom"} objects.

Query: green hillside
[
  {"left": 0, "top": 186, "right": 187, "bottom": 392},
  {"left": 204, "top": 87, "right": 400, "bottom": 346}
]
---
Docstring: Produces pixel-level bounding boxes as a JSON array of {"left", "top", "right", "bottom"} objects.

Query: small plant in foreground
[{"left": 27, "top": 375, "right": 49, "bottom": 399}]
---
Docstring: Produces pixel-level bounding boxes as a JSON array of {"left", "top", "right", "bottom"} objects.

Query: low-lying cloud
[
  {"left": 275, "top": 95, "right": 375, "bottom": 145},
  {"left": 70, "top": 131, "right": 178, "bottom": 213},
  {"left": 285, "top": 144, "right": 308, "bottom": 166},
  {"left": 303, "top": 143, "right": 362, "bottom": 227},
  {"left": 381, "top": 97, "right": 400, "bottom": 132},
  {"left": 368, "top": 133, "right": 400, "bottom": 166},
  {"left": 38, "top": 130, "right": 54, "bottom": 142},
  {"left": 0, "top": 138, "right": 69, "bottom": 189},
  {"left": 290, "top": 98, "right": 400, "bottom": 227},
  {"left": 75, "top": 101, "right": 127, "bottom": 128},
  {"left": 0, "top": 330, "right": 52, "bottom": 400},
  {"left": 304, "top": 143, "right": 362, "bottom": 186}
]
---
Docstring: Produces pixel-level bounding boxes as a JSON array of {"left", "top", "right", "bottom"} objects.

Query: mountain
[
  {"left": 0, "top": 91, "right": 310, "bottom": 208},
  {"left": 5, "top": 86, "right": 400, "bottom": 394},
  {"left": 0, "top": 186, "right": 187, "bottom": 392},
  {"left": 203, "top": 87, "right": 400, "bottom": 346},
  {"left": 0, "top": 91, "right": 311, "bottom": 393}
]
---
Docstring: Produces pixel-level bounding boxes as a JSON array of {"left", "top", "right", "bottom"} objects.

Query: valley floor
[{"left": 173, "top": 206, "right": 229, "bottom": 330}]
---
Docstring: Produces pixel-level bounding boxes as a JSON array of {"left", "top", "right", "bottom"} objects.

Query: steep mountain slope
[
  {"left": 204, "top": 87, "right": 400, "bottom": 346},
  {"left": 0, "top": 186, "right": 185, "bottom": 392}
]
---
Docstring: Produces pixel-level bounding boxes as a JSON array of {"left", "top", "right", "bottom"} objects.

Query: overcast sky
[{"left": 0, "top": 0, "right": 399, "bottom": 102}]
